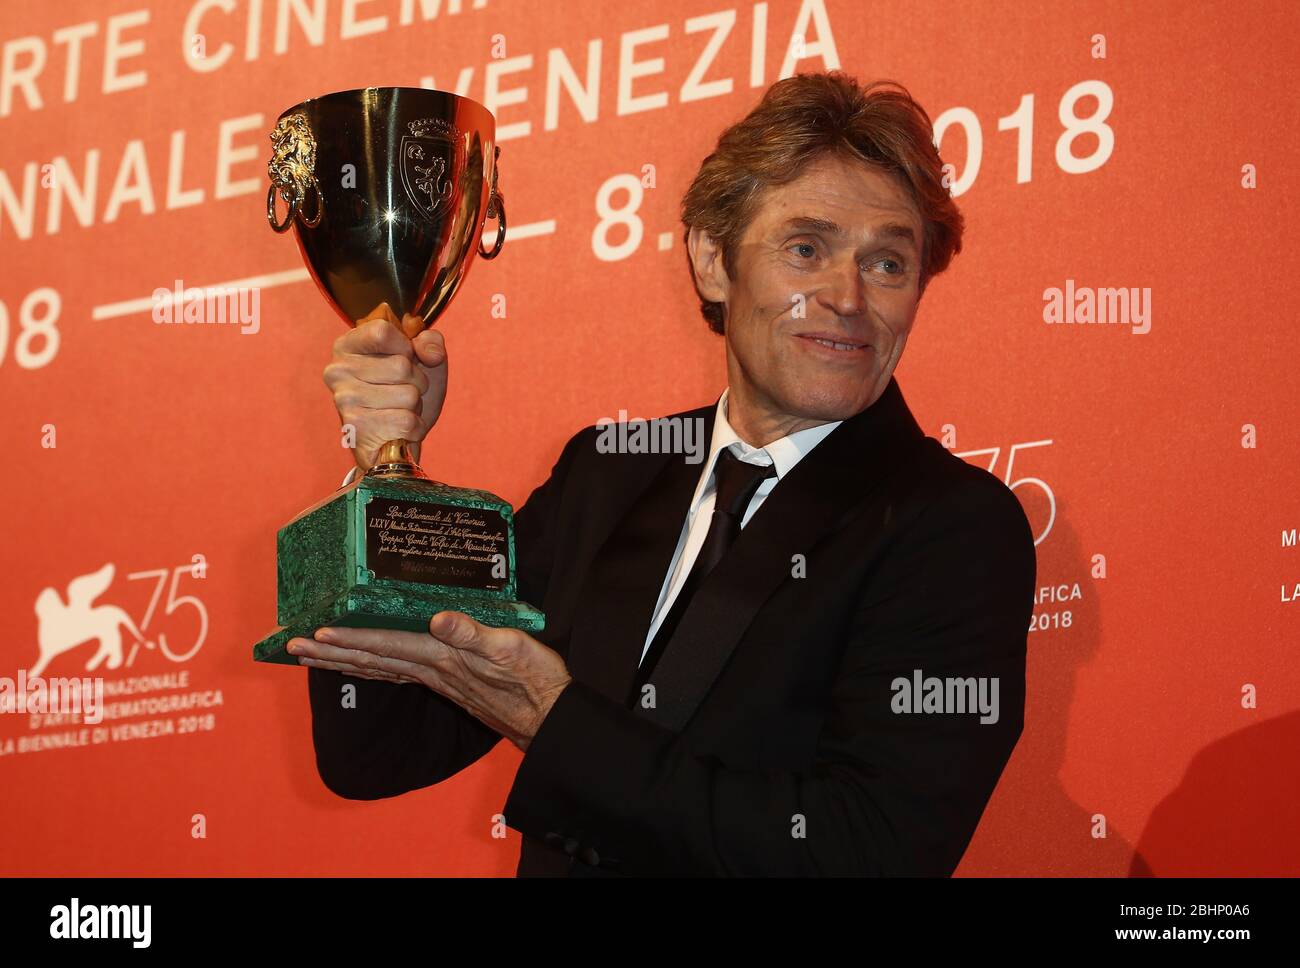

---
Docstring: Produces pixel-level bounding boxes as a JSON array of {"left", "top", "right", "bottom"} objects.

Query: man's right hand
[{"left": 323, "top": 302, "right": 448, "bottom": 473}]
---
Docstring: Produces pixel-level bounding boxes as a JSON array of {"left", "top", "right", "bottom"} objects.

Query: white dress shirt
[{"left": 639, "top": 388, "right": 841, "bottom": 665}]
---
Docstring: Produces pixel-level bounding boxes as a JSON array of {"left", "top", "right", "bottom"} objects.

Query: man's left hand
[{"left": 287, "top": 612, "right": 572, "bottom": 752}]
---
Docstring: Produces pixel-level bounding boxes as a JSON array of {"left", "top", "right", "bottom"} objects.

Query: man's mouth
[{"left": 795, "top": 333, "right": 871, "bottom": 353}]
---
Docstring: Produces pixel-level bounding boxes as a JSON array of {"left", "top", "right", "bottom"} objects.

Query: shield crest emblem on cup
[{"left": 401, "top": 117, "right": 462, "bottom": 222}]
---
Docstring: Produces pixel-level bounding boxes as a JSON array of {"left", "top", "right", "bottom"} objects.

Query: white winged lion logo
[{"left": 31, "top": 563, "right": 150, "bottom": 676}]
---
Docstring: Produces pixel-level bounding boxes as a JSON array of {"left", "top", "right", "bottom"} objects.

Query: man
[{"left": 288, "top": 72, "right": 1036, "bottom": 876}]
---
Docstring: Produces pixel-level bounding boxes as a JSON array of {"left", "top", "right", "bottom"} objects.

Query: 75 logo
[
  {"left": 31, "top": 559, "right": 209, "bottom": 675},
  {"left": 952, "top": 439, "right": 1056, "bottom": 546}
]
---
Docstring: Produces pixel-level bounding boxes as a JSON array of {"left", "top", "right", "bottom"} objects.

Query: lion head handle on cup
[{"left": 266, "top": 113, "right": 323, "bottom": 232}]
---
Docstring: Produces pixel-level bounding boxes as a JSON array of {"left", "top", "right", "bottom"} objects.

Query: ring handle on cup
[
  {"left": 267, "top": 184, "right": 298, "bottom": 233},
  {"left": 299, "top": 182, "right": 323, "bottom": 228},
  {"left": 479, "top": 192, "right": 506, "bottom": 259},
  {"left": 478, "top": 145, "right": 505, "bottom": 259},
  {"left": 267, "top": 182, "right": 322, "bottom": 232}
]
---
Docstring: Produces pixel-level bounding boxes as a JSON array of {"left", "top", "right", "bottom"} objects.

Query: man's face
[{"left": 691, "top": 152, "right": 926, "bottom": 435}]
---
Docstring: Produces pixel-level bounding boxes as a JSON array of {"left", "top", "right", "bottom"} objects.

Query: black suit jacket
[{"left": 306, "top": 375, "right": 1037, "bottom": 876}]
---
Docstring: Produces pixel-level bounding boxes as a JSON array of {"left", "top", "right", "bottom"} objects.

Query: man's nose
[{"left": 817, "top": 256, "right": 868, "bottom": 318}]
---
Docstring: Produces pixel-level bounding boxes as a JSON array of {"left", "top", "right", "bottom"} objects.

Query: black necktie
[{"left": 629, "top": 447, "right": 778, "bottom": 702}]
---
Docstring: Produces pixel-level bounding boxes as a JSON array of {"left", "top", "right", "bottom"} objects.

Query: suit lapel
[
  {"left": 563, "top": 408, "right": 716, "bottom": 706},
  {"left": 633, "top": 376, "right": 926, "bottom": 732}
]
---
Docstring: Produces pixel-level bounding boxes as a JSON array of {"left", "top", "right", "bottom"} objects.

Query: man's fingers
[
  {"left": 335, "top": 408, "right": 422, "bottom": 445},
  {"left": 301, "top": 657, "right": 411, "bottom": 683},
  {"left": 305, "top": 626, "right": 452, "bottom": 671},
  {"left": 297, "top": 643, "right": 427, "bottom": 681},
  {"left": 428, "top": 611, "right": 487, "bottom": 651},
  {"left": 412, "top": 328, "right": 447, "bottom": 369},
  {"left": 338, "top": 315, "right": 415, "bottom": 358},
  {"left": 333, "top": 379, "right": 423, "bottom": 413},
  {"left": 326, "top": 354, "right": 430, "bottom": 394}
]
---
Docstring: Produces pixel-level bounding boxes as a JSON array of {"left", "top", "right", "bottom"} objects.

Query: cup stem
[{"left": 366, "top": 439, "right": 428, "bottom": 480}]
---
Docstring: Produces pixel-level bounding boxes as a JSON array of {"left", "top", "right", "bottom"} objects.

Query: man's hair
[{"left": 680, "top": 72, "right": 964, "bottom": 334}]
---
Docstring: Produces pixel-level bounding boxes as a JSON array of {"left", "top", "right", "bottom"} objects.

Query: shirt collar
[{"left": 688, "top": 387, "right": 843, "bottom": 514}]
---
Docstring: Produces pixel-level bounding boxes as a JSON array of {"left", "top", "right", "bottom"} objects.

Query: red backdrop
[{"left": 1, "top": 0, "right": 1296, "bottom": 876}]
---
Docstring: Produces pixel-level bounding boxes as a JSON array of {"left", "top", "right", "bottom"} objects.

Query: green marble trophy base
[{"left": 253, "top": 473, "right": 544, "bottom": 665}]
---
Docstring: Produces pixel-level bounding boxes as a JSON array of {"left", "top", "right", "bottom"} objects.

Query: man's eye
[{"left": 789, "top": 242, "right": 817, "bottom": 258}]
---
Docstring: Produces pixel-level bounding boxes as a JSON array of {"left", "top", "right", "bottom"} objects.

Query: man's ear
[{"left": 687, "top": 225, "right": 729, "bottom": 305}]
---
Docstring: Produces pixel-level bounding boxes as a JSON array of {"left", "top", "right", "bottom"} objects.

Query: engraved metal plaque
[{"left": 365, "top": 498, "right": 510, "bottom": 589}]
